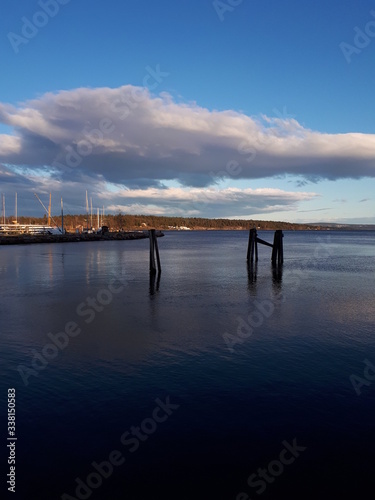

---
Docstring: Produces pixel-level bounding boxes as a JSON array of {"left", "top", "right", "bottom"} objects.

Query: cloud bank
[
  {"left": 0, "top": 85, "right": 373, "bottom": 215},
  {"left": 103, "top": 186, "right": 318, "bottom": 218}
]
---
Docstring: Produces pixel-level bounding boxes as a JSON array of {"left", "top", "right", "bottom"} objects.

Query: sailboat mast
[
  {"left": 48, "top": 192, "right": 51, "bottom": 226},
  {"left": 85, "top": 191, "right": 89, "bottom": 231},
  {"left": 90, "top": 197, "right": 93, "bottom": 229},
  {"left": 61, "top": 198, "right": 64, "bottom": 233},
  {"left": 2, "top": 194, "right": 5, "bottom": 224}
]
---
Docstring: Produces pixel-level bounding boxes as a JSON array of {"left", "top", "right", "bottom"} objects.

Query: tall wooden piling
[
  {"left": 149, "top": 229, "right": 161, "bottom": 274},
  {"left": 247, "top": 228, "right": 258, "bottom": 264},
  {"left": 271, "top": 230, "right": 284, "bottom": 266}
]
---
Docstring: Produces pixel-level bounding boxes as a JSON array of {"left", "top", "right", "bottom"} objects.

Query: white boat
[{"left": 0, "top": 223, "right": 63, "bottom": 235}]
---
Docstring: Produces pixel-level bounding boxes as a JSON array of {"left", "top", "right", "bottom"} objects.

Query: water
[{"left": 1, "top": 231, "right": 375, "bottom": 499}]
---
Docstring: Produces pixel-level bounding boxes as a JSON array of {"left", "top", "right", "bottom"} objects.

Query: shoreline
[
  {"left": 1, "top": 226, "right": 373, "bottom": 246},
  {"left": 0, "top": 231, "right": 164, "bottom": 246}
]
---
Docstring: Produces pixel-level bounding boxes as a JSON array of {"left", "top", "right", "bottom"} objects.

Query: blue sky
[{"left": 0, "top": 0, "right": 374, "bottom": 223}]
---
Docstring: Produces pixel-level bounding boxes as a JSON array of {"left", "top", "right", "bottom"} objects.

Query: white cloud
[
  {"left": 104, "top": 186, "right": 316, "bottom": 203},
  {"left": 0, "top": 85, "right": 373, "bottom": 217},
  {"left": 104, "top": 186, "right": 318, "bottom": 218},
  {"left": 0, "top": 134, "right": 20, "bottom": 155},
  {"left": 0, "top": 85, "right": 374, "bottom": 188}
]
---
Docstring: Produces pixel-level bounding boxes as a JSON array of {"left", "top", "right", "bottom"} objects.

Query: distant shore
[
  {"left": 1, "top": 225, "right": 374, "bottom": 245},
  {"left": 9, "top": 214, "right": 374, "bottom": 233}
]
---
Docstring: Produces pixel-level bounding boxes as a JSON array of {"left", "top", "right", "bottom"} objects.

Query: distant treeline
[{"left": 13, "top": 214, "right": 322, "bottom": 231}]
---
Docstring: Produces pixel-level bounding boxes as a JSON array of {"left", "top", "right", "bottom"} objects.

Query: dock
[{"left": 0, "top": 231, "right": 164, "bottom": 246}]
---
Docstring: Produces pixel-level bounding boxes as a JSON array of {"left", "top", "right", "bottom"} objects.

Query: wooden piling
[
  {"left": 271, "top": 230, "right": 283, "bottom": 266},
  {"left": 247, "top": 228, "right": 258, "bottom": 264},
  {"left": 246, "top": 229, "right": 252, "bottom": 261},
  {"left": 279, "top": 231, "right": 284, "bottom": 264},
  {"left": 149, "top": 229, "right": 161, "bottom": 274},
  {"left": 154, "top": 233, "right": 161, "bottom": 272}
]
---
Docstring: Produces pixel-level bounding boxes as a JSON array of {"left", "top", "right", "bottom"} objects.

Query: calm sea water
[{"left": 1, "top": 231, "right": 375, "bottom": 499}]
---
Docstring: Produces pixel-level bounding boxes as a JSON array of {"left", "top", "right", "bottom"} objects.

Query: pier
[{"left": 0, "top": 231, "right": 158, "bottom": 245}]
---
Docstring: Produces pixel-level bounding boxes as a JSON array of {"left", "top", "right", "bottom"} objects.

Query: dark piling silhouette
[{"left": 247, "top": 228, "right": 284, "bottom": 267}]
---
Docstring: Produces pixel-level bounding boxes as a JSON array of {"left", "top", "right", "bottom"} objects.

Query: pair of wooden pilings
[
  {"left": 247, "top": 228, "right": 283, "bottom": 266},
  {"left": 149, "top": 229, "right": 161, "bottom": 274}
]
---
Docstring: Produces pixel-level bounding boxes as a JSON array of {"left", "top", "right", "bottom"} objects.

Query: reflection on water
[
  {"left": 1, "top": 231, "right": 375, "bottom": 499},
  {"left": 247, "top": 261, "right": 257, "bottom": 287},
  {"left": 272, "top": 263, "right": 283, "bottom": 287},
  {"left": 149, "top": 271, "right": 161, "bottom": 295}
]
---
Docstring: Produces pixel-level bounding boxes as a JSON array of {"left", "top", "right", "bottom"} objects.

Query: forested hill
[{"left": 14, "top": 214, "right": 332, "bottom": 231}]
